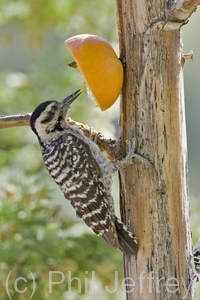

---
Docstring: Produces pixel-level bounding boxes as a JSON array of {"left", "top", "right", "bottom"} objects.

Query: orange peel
[{"left": 65, "top": 34, "right": 123, "bottom": 111}]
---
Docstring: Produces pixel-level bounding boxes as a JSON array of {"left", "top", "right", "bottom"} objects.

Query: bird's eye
[{"left": 51, "top": 104, "right": 58, "bottom": 112}]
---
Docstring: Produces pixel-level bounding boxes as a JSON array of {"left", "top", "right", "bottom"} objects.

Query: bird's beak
[{"left": 61, "top": 89, "right": 82, "bottom": 107}]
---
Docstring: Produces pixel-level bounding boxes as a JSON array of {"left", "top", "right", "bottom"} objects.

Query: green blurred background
[{"left": 0, "top": 1, "right": 199, "bottom": 299}]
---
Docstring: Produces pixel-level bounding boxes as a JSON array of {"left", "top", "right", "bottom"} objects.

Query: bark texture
[{"left": 116, "top": 1, "right": 198, "bottom": 299}]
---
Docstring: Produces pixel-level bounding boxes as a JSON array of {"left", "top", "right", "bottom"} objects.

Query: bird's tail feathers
[{"left": 115, "top": 217, "right": 138, "bottom": 256}]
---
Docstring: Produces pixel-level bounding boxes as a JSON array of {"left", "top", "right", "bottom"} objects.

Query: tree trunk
[{"left": 116, "top": 1, "right": 198, "bottom": 299}]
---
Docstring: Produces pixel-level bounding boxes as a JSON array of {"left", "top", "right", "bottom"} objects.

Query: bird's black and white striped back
[{"left": 41, "top": 129, "right": 119, "bottom": 249}]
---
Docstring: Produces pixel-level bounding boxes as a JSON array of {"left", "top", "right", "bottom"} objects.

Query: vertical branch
[{"left": 116, "top": 1, "right": 196, "bottom": 299}]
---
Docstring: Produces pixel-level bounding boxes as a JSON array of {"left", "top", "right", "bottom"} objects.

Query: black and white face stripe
[
  {"left": 30, "top": 100, "right": 53, "bottom": 135},
  {"left": 41, "top": 110, "right": 58, "bottom": 124},
  {"left": 30, "top": 101, "right": 64, "bottom": 140},
  {"left": 30, "top": 90, "right": 82, "bottom": 138}
]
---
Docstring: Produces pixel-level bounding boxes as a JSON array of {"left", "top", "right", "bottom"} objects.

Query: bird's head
[{"left": 30, "top": 89, "right": 82, "bottom": 140}]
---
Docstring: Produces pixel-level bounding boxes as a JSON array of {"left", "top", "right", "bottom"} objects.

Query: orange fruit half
[{"left": 65, "top": 34, "right": 123, "bottom": 111}]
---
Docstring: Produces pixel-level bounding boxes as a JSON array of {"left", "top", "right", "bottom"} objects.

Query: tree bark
[{"left": 116, "top": 1, "right": 198, "bottom": 299}]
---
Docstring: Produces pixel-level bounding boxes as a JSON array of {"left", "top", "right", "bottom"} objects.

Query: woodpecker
[
  {"left": 30, "top": 89, "right": 138, "bottom": 255},
  {"left": 193, "top": 239, "right": 200, "bottom": 282}
]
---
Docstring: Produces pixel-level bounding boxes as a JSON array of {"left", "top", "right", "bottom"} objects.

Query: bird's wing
[{"left": 60, "top": 132, "right": 118, "bottom": 246}]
